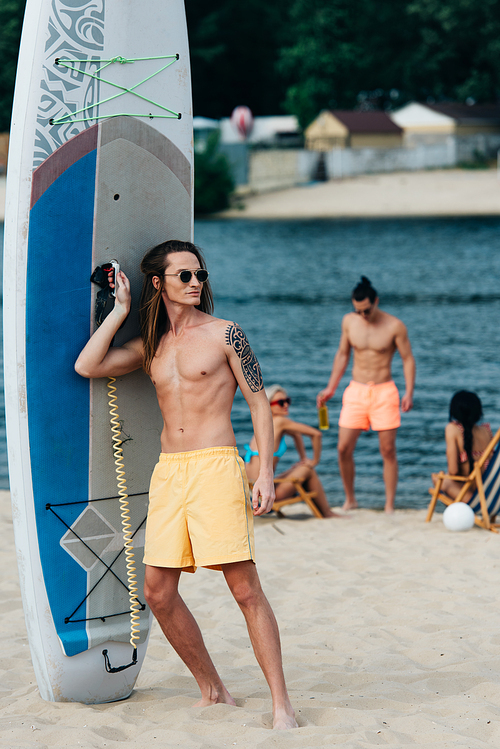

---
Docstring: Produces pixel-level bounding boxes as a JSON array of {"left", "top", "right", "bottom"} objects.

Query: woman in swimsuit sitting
[
  {"left": 244, "top": 384, "right": 340, "bottom": 518},
  {"left": 431, "top": 390, "right": 493, "bottom": 501}
]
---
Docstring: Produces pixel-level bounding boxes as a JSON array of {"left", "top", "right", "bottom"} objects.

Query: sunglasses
[
  {"left": 354, "top": 305, "right": 373, "bottom": 317},
  {"left": 164, "top": 269, "right": 209, "bottom": 283},
  {"left": 270, "top": 397, "right": 292, "bottom": 407}
]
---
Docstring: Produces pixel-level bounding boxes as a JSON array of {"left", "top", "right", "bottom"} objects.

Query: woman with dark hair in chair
[
  {"left": 244, "top": 384, "right": 341, "bottom": 518},
  {"left": 431, "top": 390, "right": 493, "bottom": 501}
]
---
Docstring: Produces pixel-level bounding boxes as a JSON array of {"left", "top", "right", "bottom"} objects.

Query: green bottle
[{"left": 318, "top": 405, "right": 329, "bottom": 430}]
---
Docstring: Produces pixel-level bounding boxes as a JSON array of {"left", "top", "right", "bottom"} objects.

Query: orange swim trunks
[{"left": 338, "top": 380, "right": 401, "bottom": 432}]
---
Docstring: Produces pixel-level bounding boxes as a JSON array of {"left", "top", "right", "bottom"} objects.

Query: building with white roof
[{"left": 389, "top": 103, "right": 455, "bottom": 147}]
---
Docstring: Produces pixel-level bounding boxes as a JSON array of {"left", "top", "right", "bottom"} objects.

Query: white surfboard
[{"left": 4, "top": 0, "right": 193, "bottom": 703}]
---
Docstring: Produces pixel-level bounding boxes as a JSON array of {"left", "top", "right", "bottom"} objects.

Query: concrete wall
[
  {"left": 455, "top": 133, "right": 500, "bottom": 161},
  {"left": 233, "top": 134, "right": 497, "bottom": 194},
  {"left": 326, "top": 138, "right": 456, "bottom": 178},
  {"left": 241, "top": 139, "right": 456, "bottom": 191},
  {"left": 246, "top": 149, "right": 317, "bottom": 192},
  {"left": 219, "top": 143, "right": 249, "bottom": 186}
]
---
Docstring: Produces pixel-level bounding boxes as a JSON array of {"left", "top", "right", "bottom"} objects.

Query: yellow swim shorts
[
  {"left": 338, "top": 380, "right": 401, "bottom": 432},
  {"left": 143, "top": 446, "right": 255, "bottom": 573}
]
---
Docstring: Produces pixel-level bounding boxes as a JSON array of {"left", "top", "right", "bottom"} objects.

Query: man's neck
[
  {"left": 366, "top": 308, "right": 383, "bottom": 325},
  {"left": 163, "top": 298, "right": 201, "bottom": 337}
]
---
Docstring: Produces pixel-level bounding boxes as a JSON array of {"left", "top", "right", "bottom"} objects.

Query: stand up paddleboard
[{"left": 4, "top": 0, "right": 193, "bottom": 703}]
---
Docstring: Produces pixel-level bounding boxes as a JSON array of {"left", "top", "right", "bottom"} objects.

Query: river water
[
  {"left": 2, "top": 216, "right": 500, "bottom": 508},
  {"left": 195, "top": 216, "right": 500, "bottom": 510}
]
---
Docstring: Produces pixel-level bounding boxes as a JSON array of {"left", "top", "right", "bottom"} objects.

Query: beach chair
[
  {"left": 249, "top": 479, "right": 323, "bottom": 519},
  {"left": 426, "top": 427, "right": 500, "bottom": 531}
]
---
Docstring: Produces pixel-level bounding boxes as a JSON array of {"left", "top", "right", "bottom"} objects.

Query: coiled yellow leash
[
  {"left": 107, "top": 376, "right": 141, "bottom": 651},
  {"left": 93, "top": 263, "right": 141, "bottom": 672}
]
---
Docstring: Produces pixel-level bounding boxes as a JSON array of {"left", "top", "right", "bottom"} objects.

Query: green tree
[
  {"left": 0, "top": 0, "right": 25, "bottom": 131},
  {"left": 407, "top": 0, "right": 500, "bottom": 102},
  {"left": 278, "top": 0, "right": 417, "bottom": 129},
  {"left": 186, "top": 0, "right": 290, "bottom": 117},
  {"left": 194, "top": 130, "right": 234, "bottom": 214},
  {"left": 278, "top": 0, "right": 500, "bottom": 129}
]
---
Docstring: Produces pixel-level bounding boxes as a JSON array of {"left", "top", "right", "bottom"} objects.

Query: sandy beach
[
  {"left": 2, "top": 169, "right": 500, "bottom": 222},
  {"left": 221, "top": 169, "right": 500, "bottom": 219},
  {"left": 2, "top": 168, "right": 500, "bottom": 747},
  {"left": 2, "top": 488, "right": 500, "bottom": 748}
]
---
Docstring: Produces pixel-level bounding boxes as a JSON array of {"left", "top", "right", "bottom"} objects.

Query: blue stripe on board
[{"left": 26, "top": 149, "right": 96, "bottom": 656}]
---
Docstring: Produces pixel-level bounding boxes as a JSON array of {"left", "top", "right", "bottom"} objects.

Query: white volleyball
[{"left": 443, "top": 502, "right": 475, "bottom": 532}]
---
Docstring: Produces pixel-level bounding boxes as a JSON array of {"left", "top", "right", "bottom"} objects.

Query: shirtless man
[
  {"left": 317, "top": 276, "right": 415, "bottom": 513},
  {"left": 75, "top": 240, "right": 297, "bottom": 730}
]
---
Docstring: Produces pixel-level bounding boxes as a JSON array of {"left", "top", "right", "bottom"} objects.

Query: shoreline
[
  {"left": 2, "top": 490, "right": 500, "bottom": 747},
  {"left": 217, "top": 168, "right": 500, "bottom": 220},
  {"left": 2, "top": 169, "right": 500, "bottom": 223}
]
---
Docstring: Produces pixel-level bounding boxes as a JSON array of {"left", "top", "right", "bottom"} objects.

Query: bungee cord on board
[{"left": 49, "top": 54, "right": 182, "bottom": 126}]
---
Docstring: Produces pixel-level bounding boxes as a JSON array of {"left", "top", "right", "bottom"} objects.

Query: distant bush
[
  {"left": 458, "top": 149, "right": 492, "bottom": 170},
  {"left": 194, "top": 130, "right": 234, "bottom": 215}
]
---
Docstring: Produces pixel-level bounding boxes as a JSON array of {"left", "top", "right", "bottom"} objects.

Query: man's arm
[
  {"left": 394, "top": 321, "right": 415, "bottom": 413},
  {"left": 75, "top": 271, "right": 143, "bottom": 378},
  {"left": 224, "top": 322, "right": 275, "bottom": 515},
  {"left": 316, "top": 315, "right": 352, "bottom": 408}
]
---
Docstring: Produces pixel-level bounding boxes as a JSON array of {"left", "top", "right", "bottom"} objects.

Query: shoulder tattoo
[{"left": 225, "top": 323, "right": 263, "bottom": 393}]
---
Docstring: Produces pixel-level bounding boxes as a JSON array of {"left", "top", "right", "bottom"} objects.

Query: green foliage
[
  {"left": 278, "top": 0, "right": 418, "bottom": 128},
  {"left": 458, "top": 149, "right": 492, "bottom": 169},
  {"left": 407, "top": 0, "right": 500, "bottom": 103},
  {"left": 279, "top": 0, "right": 500, "bottom": 129},
  {"left": 1, "top": 0, "right": 500, "bottom": 134},
  {"left": 194, "top": 130, "right": 234, "bottom": 215},
  {"left": 186, "top": 0, "right": 290, "bottom": 118},
  {"left": 0, "top": 0, "right": 25, "bottom": 131}
]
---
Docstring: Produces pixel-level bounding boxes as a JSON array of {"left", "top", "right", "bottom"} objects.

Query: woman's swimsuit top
[
  {"left": 451, "top": 420, "right": 492, "bottom": 466},
  {"left": 244, "top": 436, "right": 287, "bottom": 464}
]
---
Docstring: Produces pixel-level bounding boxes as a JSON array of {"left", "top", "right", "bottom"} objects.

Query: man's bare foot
[
  {"left": 384, "top": 506, "right": 395, "bottom": 514},
  {"left": 273, "top": 704, "right": 298, "bottom": 730},
  {"left": 193, "top": 684, "right": 236, "bottom": 707},
  {"left": 342, "top": 500, "right": 358, "bottom": 511},
  {"left": 324, "top": 510, "right": 349, "bottom": 519}
]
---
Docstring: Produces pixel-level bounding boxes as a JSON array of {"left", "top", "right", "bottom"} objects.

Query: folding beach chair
[
  {"left": 272, "top": 477, "right": 323, "bottom": 518},
  {"left": 426, "top": 427, "right": 500, "bottom": 531},
  {"left": 249, "top": 478, "right": 323, "bottom": 519}
]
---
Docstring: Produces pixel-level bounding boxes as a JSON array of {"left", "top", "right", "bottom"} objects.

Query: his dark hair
[
  {"left": 352, "top": 276, "right": 377, "bottom": 303},
  {"left": 449, "top": 390, "right": 483, "bottom": 469},
  {"left": 139, "top": 240, "right": 214, "bottom": 373}
]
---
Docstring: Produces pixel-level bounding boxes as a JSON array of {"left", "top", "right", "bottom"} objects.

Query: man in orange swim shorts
[{"left": 317, "top": 276, "right": 415, "bottom": 513}]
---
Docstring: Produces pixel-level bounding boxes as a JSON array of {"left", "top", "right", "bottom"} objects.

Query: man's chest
[
  {"left": 349, "top": 323, "right": 395, "bottom": 354},
  {"left": 151, "top": 337, "right": 227, "bottom": 386}
]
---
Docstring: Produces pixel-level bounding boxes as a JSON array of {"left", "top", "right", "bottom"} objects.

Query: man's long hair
[{"left": 139, "top": 240, "right": 214, "bottom": 373}]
